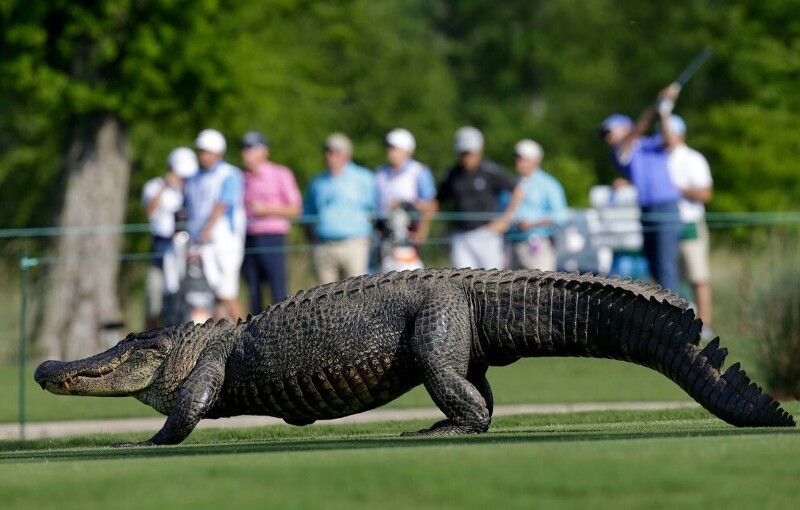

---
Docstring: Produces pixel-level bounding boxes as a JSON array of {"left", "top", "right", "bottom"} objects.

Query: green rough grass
[
  {"left": 1, "top": 405, "right": 798, "bottom": 510},
  {"left": 2, "top": 356, "right": 697, "bottom": 423}
]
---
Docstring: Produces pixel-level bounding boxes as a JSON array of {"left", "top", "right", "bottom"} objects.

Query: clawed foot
[
  {"left": 401, "top": 419, "right": 486, "bottom": 437},
  {"left": 112, "top": 440, "right": 157, "bottom": 448}
]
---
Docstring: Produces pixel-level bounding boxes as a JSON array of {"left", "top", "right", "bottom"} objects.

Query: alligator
[{"left": 34, "top": 268, "right": 796, "bottom": 446}]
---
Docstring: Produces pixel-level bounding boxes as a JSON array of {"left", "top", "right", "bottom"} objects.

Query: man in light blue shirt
[
  {"left": 304, "top": 132, "right": 377, "bottom": 284},
  {"left": 508, "top": 139, "right": 568, "bottom": 271}
]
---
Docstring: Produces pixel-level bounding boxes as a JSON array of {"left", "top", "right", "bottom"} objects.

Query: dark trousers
[
  {"left": 641, "top": 200, "right": 681, "bottom": 293},
  {"left": 242, "top": 233, "right": 288, "bottom": 313}
]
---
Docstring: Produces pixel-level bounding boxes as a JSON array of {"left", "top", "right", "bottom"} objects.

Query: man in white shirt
[
  {"left": 141, "top": 147, "right": 198, "bottom": 328},
  {"left": 374, "top": 128, "right": 436, "bottom": 271},
  {"left": 665, "top": 115, "right": 715, "bottom": 339},
  {"left": 184, "top": 129, "right": 246, "bottom": 321}
]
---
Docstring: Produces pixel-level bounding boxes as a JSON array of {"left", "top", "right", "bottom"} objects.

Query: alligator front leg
[
  {"left": 402, "top": 293, "right": 491, "bottom": 437},
  {"left": 114, "top": 357, "right": 227, "bottom": 447}
]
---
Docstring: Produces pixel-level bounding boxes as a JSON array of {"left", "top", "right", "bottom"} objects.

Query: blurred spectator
[
  {"left": 240, "top": 131, "right": 302, "bottom": 312},
  {"left": 595, "top": 179, "right": 651, "bottom": 281},
  {"left": 184, "top": 129, "right": 246, "bottom": 321},
  {"left": 141, "top": 147, "right": 198, "bottom": 328},
  {"left": 508, "top": 139, "right": 568, "bottom": 271},
  {"left": 665, "top": 114, "right": 715, "bottom": 338},
  {"left": 375, "top": 128, "right": 436, "bottom": 270},
  {"left": 304, "top": 133, "right": 377, "bottom": 284},
  {"left": 600, "top": 85, "right": 683, "bottom": 293},
  {"left": 435, "top": 126, "right": 519, "bottom": 270}
]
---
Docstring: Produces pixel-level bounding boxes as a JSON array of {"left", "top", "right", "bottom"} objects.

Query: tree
[{"left": 0, "top": 0, "right": 244, "bottom": 358}]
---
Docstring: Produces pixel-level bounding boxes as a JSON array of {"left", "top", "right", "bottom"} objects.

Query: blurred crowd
[{"left": 142, "top": 82, "right": 714, "bottom": 338}]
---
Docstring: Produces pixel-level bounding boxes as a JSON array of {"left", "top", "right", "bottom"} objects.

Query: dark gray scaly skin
[{"left": 34, "top": 269, "right": 796, "bottom": 446}]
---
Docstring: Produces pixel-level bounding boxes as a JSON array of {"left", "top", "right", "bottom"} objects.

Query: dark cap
[{"left": 241, "top": 131, "right": 269, "bottom": 149}]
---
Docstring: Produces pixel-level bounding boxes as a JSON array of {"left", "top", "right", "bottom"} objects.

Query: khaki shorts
[
  {"left": 679, "top": 220, "right": 710, "bottom": 284},
  {"left": 312, "top": 237, "right": 371, "bottom": 284}
]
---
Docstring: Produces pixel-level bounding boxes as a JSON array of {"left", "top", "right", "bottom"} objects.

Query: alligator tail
[
  {"left": 669, "top": 335, "right": 794, "bottom": 427},
  {"left": 590, "top": 282, "right": 796, "bottom": 428}
]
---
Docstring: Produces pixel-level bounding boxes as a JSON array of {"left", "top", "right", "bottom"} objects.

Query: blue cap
[
  {"left": 667, "top": 114, "right": 686, "bottom": 135},
  {"left": 601, "top": 114, "right": 633, "bottom": 131}
]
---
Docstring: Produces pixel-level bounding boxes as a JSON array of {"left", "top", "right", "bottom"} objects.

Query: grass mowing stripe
[
  {"left": 0, "top": 421, "right": 797, "bottom": 510},
  {"left": 2, "top": 405, "right": 798, "bottom": 461}
]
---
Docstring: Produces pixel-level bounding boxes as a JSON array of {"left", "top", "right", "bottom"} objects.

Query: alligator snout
[{"left": 34, "top": 360, "right": 68, "bottom": 388}]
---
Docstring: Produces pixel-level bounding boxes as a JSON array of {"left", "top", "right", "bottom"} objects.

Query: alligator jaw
[
  {"left": 34, "top": 361, "right": 119, "bottom": 395},
  {"left": 34, "top": 336, "right": 168, "bottom": 397}
]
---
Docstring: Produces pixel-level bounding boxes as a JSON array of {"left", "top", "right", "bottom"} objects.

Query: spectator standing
[
  {"left": 665, "top": 114, "right": 715, "bottom": 338},
  {"left": 240, "top": 131, "right": 302, "bottom": 312},
  {"left": 304, "top": 133, "right": 377, "bottom": 284},
  {"left": 375, "top": 128, "right": 437, "bottom": 266},
  {"left": 435, "top": 126, "right": 519, "bottom": 270},
  {"left": 141, "top": 147, "right": 198, "bottom": 328},
  {"left": 508, "top": 139, "right": 568, "bottom": 271},
  {"left": 600, "top": 85, "right": 683, "bottom": 293},
  {"left": 184, "top": 129, "right": 246, "bottom": 321}
]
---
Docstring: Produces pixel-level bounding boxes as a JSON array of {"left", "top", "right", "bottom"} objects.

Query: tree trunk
[{"left": 37, "top": 114, "right": 131, "bottom": 361}]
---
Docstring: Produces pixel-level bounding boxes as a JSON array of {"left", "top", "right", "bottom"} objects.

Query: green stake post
[{"left": 18, "top": 250, "right": 36, "bottom": 440}]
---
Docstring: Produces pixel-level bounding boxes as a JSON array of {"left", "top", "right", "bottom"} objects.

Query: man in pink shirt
[{"left": 240, "top": 131, "right": 302, "bottom": 312}]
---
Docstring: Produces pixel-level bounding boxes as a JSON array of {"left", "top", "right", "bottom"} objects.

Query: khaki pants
[{"left": 312, "top": 237, "right": 371, "bottom": 284}]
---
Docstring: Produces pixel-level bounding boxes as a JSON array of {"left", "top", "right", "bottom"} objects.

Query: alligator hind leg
[
  {"left": 417, "top": 363, "right": 494, "bottom": 433},
  {"left": 402, "top": 292, "right": 491, "bottom": 437}
]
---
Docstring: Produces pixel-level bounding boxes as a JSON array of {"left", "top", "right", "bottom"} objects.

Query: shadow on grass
[{"left": 2, "top": 424, "right": 798, "bottom": 464}]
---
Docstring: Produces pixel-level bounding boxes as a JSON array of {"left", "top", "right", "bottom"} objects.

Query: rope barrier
[
  {"left": 2, "top": 210, "right": 799, "bottom": 240},
  {"left": 3, "top": 209, "right": 799, "bottom": 265}
]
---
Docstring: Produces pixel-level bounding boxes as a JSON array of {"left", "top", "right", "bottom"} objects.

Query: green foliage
[
  {"left": 744, "top": 235, "right": 800, "bottom": 398},
  {"left": 2, "top": 0, "right": 800, "bottom": 234},
  {"left": 0, "top": 0, "right": 243, "bottom": 230}
]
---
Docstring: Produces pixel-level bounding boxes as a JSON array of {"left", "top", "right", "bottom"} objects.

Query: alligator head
[{"left": 34, "top": 326, "right": 178, "bottom": 397}]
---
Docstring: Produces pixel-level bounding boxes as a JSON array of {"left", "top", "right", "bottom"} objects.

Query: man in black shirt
[{"left": 436, "top": 126, "right": 520, "bottom": 269}]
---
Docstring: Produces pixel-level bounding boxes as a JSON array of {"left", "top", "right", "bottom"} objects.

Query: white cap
[
  {"left": 324, "top": 132, "right": 353, "bottom": 154},
  {"left": 454, "top": 126, "right": 484, "bottom": 153},
  {"left": 167, "top": 147, "right": 199, "bottom": 179},
  {"left": 386, "top": 128, "right": 416, "bottom": 151},
  {"left": 195, "top": 129, "right": 227, "bottom": 154},
  {"left": 514, "top": 139, "right": 543, "bottom": 161}
]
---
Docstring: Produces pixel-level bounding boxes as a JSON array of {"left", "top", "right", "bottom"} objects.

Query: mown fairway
[{"left": 1, "top": 405, "right": 798, "bottom": 510}]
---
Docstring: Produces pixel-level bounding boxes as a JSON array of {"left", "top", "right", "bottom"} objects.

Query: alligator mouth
[
  {"left": 39, "top": 371, "right": 109, "bottom": 392},
  {"left": 34, "top": 351, "right": 130, "bottom": 395}
]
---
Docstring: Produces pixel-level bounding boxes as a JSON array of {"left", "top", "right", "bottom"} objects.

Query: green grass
[
  {"left": 1, "top": 405, "right": 798, "bottom": 510},
  {"left": 2, "top": 356, "right": 700, "bottom": 423}
]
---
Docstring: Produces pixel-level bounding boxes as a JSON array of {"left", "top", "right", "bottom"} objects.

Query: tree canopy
[{"left": 2, "top": 0, "right": 799, "bottom": 231}]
